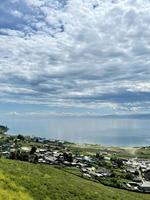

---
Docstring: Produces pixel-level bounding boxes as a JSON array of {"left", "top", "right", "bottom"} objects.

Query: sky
[{"left": 0, "top": 0, "right": 150, "bottom": 122}]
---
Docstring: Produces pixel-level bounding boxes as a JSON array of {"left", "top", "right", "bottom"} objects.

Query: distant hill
[{"left": 0, "top": 158, "right": 150, "bottom": 200}]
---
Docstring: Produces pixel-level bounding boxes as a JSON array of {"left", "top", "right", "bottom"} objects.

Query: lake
[{"left": 2, "top": 117, "right": 150, "bottom": 147}]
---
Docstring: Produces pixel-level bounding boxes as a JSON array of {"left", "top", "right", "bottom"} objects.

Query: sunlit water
[{"left": 2, "top": 117, "right": 150, "bottom": 146}]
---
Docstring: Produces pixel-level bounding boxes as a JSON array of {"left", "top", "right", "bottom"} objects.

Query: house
[
  {"left": 84, "top": 156, "right": 92, "bottom": 162},
  {"left": 104, "top": 156, "right": 110, "bottom": 161},
  {"left": 100, "top": 151, "right": 108, "bottom": 155},
  {"left": 77, "top": 162, "right": 87, "bottom": 168},
  {"left": 38, "top": 158, "right": 46, "bottom": 163},
  {"left": 36, "top": 148, "right": 47, "bottom": 154},
  {"left": 139, "top": 181, "right": 150, "bottom": 192},
  {"left": 96, "top": 168, "right": 112, "bottom": 177},
  {"left": 126, "top": 167, "right": 136, "bottom": 174},
  {"left": 144, "top": 169, "right": 150, "bottom": 181},
  {"left": 86, "top": 167, "right": 96, "bottom": 173},
  {"left": 33, "top": 137, "right": 46, "bottom": 143},
  {"left": 21, "top": 146, "right": 31, "bottom": 152},
  {"left": 83, "top": 173, "right": 91, "bottom": 178},
  {"left": 82, "top": 168, "right": 87, "bottom": 173},
  {"left": 127, "top": 182, "right": 140, "bottom": 190},
  {"left": 45, "top": 156, "right": 57, "bottom": 164},
  {"left": 2, "top": 151, "right": 9, "bottom": 157},
  {"left": 63, "top": 161, "right": 72, "bottom": 166},
  {"left": 53, "top": 150, "right": 61, "bottom": 157},
  {"left": 133, "top": 176, "right": 142, "bottom": 183}
]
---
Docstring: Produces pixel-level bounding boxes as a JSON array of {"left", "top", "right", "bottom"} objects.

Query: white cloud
[{"left": 0, "top": 0, "right": 150, "bottom": 114}]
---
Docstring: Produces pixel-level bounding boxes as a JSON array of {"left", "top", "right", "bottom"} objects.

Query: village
[{"left": 1, "top": 131, "right": 150, "bottom": 193}]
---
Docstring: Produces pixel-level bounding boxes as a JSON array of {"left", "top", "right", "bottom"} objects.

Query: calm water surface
[{"left": 2, "top": 117, "right": 150, "bottom": 146}]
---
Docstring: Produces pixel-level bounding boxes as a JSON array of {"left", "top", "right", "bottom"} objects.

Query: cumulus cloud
[{"left": 0, "top": 0, "right": 150, "bottom": 115}]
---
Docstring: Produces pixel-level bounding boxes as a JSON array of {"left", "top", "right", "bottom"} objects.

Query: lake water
[{"left": 2, "top": 117, "right": 150, "bottom": 147}]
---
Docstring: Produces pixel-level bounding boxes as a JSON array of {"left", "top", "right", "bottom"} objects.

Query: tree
[
  {"left": 135, "top": 170, "right": 139, "bottom": 176},
  {"left": 96, "top": 153, "right": 104, "bottom": 160},
  {"left": 33, "top": 155, "right": 38, "bottom": 163},
  {"left": 0, "top": 125, "right": 9, "bottom": 134},
  {"left": 9, "top": 152, "right": 16, "bottom": 160},
  {"left": 17, "top": 134, "right": 25, "bottom": 140},
  {"left": 63, "top": 152, "right": 73, "bottom": 162},
  {"left": 111, "top": 157, "right": 123, "bottom": 168},
  {"left": 20, "top": 152, "right": 29, "bottom": 162},
  {"left": 126, "top": 172, "right": 133, "bottom": 180},
  {"left": 30, "top": 146, "right": 37, "bottom": 155}
]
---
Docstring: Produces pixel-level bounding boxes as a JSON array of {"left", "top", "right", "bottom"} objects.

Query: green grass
[
  {"left": 66, "top": 143, "right": 150, "bottom": 159},
  {"left": 135, "top": 147, "right": 150, "bottom": 159},
  {"left": 66, "top": 143, "right": 136, "bottom": 158},
  {"left": 0, "top": 158, "right": 150, "bottom": 200}
]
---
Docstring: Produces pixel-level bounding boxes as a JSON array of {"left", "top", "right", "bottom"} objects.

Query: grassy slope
[
  {"left": 66, "top": 143, "right": 136, "bottom": 158},
  {"left": 0, "top": 158, "right": 150, "bottom": 200},
  {"left": 67, "top": 143, "right": 150, "bottom": 159}
]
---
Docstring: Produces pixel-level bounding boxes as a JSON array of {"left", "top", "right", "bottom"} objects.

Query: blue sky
[{"left": 0, "top": 0, "right": 150, "bottom": 120}]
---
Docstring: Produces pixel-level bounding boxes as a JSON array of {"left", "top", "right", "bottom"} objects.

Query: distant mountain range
[{"left": 98, "top": 113, "right": 150, "bottom": 119}]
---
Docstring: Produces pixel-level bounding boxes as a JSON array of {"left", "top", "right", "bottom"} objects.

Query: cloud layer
[{"left": 0, "top": 0, "right": 150, "bottom": 115}]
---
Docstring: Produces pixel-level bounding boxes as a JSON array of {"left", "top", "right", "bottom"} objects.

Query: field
[
  {"left": 1, "top": 158, "right": 150, "bottom": 200},
  {"left": 66, "top": 143, "right": 150, "bottom": 159},
  {"left": 66, "top": 143, "right": 137, "bottom": 157}
]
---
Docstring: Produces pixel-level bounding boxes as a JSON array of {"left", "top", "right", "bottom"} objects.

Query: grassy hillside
[
  {"left": 0, "top": 158, "right": 150, "bottom": 200},
  {"left": 66, "top": 143, "right": 137, "bottom": 158}
]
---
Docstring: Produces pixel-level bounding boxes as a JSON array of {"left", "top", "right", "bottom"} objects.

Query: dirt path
[{"left": 123, "top": 147, "right": 139, "bottom": 156}]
